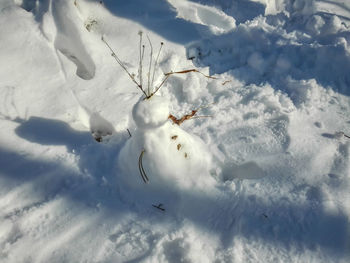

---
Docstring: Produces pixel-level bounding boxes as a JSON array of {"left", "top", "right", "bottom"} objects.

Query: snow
[
  {"left": 132, "top": 96, "right": 170, "bottom": 129},
  {"left": 1, "top": 0, "right": 350, "bottom": 262}
]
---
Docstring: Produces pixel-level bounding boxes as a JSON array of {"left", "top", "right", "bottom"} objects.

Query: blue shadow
[{"left": 95, "top": 0, "right": 210, "bottom": 44}]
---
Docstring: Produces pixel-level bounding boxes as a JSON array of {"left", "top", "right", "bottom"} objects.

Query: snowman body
[{"left": 117, "top": 96, "right": 214, "bottom": 206}]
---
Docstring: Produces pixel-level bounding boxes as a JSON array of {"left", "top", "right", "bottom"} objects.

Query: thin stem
[
  {"left": 150, "top": 74, "right": 170, "bottom": 98},
  {"left": 343, "top": 132, "right": 350, "bottom": 139},
  {"left": 138, "top": 149, "right": 149, "bottom": 183},
  {"left": 164, "top": 69, "right": 218, "bottom": 79},
  {"left": 138, "top": 31, "right": 144, "bottom": 90},
  {"left": 191, "top": 115, "right": 213, "bottom": 119},
  {"left": 102, "top": 36, "right": 148, "bottom": 97},
  {"left": 152, "top": 204, "right": 165, "bottom": 211},
  {"left": 196, "top": 102, "right": 214, "bottom": 111},
  {"left": 151, "top": 42, "right": 164, "bottom": 92},
  {"left": 146, "top": 35, "right": 153, "bottom": 96},
  {"left": 149, "top": 69, "right": 217, "bottom": 98}
]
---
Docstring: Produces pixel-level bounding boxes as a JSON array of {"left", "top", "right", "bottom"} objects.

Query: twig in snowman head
[
  {"left": 102, "top": 33, "right": 217, "bottom": 99},
  {"left": 151, "top": 41, "right": 164, "bottom": 93},
  {"left": 148, "top": 69, "right": 217, "bottom": 99},
  {"left": 145, "top": 35, "right": 153, "bottom": 97},
  {"left": 101, "top": 36, "right": 148, "bottom": 98},
  {"left": 102, "top": 33, "right": 164, "bottom": 99},
  {"left": 138, "top": 31, "right": 145, "bottom": 92}
]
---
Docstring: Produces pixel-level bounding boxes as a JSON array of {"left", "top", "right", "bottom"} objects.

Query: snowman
[
  {"left": 117, "top": 95, "right": 216, "bottom": 209},
  {"left": 102, "top": 34, "right": 216, "bottom": 209}
]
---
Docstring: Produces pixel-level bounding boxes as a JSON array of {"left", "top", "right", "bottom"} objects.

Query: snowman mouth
[{"left": 138, "top": 149, "right": 149, "bottom": 184}]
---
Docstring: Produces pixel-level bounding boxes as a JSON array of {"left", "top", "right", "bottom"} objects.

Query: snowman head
[{"left": 132, "top": 96, "right": 170, "bottom": 129}]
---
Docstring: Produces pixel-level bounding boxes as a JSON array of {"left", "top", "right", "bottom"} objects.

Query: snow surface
[{"left": 1, "top": 0, "right": 350, "bottom": 262}]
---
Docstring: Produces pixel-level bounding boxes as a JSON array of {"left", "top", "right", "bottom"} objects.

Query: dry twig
[
  {"left": 152, "top": 203, "right": 165, "bottom": 211},
  {"left": 101, "top": 36, "right": 148, "bottom": 98},
  {"left": 138, "top": 149, "right": 149, "bottom": 183},
  {"left": 168, "top": 104, "right": 213, "bottom": 125}
]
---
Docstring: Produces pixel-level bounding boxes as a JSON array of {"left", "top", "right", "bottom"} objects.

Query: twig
[
  {"left": 146, "top": 35, "right": 153, "bottom": 96},
  {"left": 138, "top": 31, "right": 143, "bottom": 91},
  {"left": 168, "top": 103, "right": 213, "bottom": 125},
  {"left": 164, "top": 69, "right": 218, "bottom": 80},
  {"left": 151, "top": 42, "right": 164, "bottom": 92},
  {"left": 148, "top": 69, "right": 217, "bottom": 99},
  {"left": 152, "top": 203, "right": 165, "bottom": 211},
  {"left": 138, "top": 149, "right": 149, "bottom": 183},
  {"left": 101, "top": 36, "right": 148, "bottom": 97},
  {"left": 191, "top": 115, "right": 212, "bottom": 119},
  {"left": 169, "top": 110, "right": 197, "bottom": 125},
  {"left": 148, "top": 74, "right": 170, "bottom": 98},
  {"left": 127, "top": 128, "right": 132, "bottom": 138},
  {"left": 340, "top": 132, "right": 350, "bottom": 139}
]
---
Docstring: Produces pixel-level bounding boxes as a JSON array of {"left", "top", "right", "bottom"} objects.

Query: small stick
[
  {"left": 101, "top": 36, "right": 148, "bottom": 97},
  {"left": 169, "top": 110, "right": 198, "bottom": 125},
  {"left": 191, "top": 115, "right": 212, "bottom": 119},
  {"left": 152, "top": 203, "right": 165, "bottom": 211},
  {"left": 168, "top": 103, "right": 213, "bottom": 125},
  {"left": 151, "top": 42, "right": 164, "bottom": 91},
  {"left": 164, "top": 69, "right": 218, "bottom": 80},
  {"left": 127, "top": 128, "right": 132, "bottom": 138},
  {"left": 342, "top": 132, "right": 350, "bottom": 139},
  {"left": 138, "top": 149, "right": 149, "bottom": 183},
  {"left": 149, "top": 74, "right": 170, "bottom": 98},
  {"left": 146, "top": 35, "right": 153, "bottom": 96},
  {"left": 138, "top": 31, "right": 144, "bottom": 90},
  {"left": 148, "top": 68, "right": 217, "bottom": 98}
]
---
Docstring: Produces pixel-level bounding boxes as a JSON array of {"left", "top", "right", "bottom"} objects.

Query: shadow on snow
[
  {"left": 188, "top": 0, "right": 266, "bottom": 24},
  {"left": 90, "top": 0, "right": 211, "bottom": 44},
  {"left": 187, "top": 18, "right": 350, "bottom": 97},
  {"left": 0, "top": 116, "right": 347, "bottom": 256}
]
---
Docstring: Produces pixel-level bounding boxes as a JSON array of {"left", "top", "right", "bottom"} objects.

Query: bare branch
[
  {"left": 149, "top": 74, "right": 170, "bottom": 98},
  {"left": 151, "top": 42, "right": 164, "bottom": 91},
  {"left": 138, "top": 31, "right": 144, "bottom": 91},
  {"left": 168, "top": 104, "right": 213, "bottom": 125},
  {"left": 164, "top": 69, "right": 218, "bottom": 79},
  {"left": 101, "top": 36, "right": 148, "bottom": 97},
  {"left": 146, "top": 35, "right": 153, "bottom": 96}
]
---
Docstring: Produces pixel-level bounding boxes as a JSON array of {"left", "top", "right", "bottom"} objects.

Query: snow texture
[{"left": 1, "top": 0, "right": 350, "bottom": 262}]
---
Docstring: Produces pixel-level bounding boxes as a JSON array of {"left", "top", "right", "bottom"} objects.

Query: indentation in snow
[{"left": 52, "top": 0, "right": 96, "bottom": 80}]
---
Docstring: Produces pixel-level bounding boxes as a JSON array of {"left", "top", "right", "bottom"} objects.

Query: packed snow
[{"left": 1, "top": 0, "right": 350, "bottom": 262}]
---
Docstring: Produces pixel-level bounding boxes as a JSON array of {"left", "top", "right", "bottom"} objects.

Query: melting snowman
[
  {"left": 118, "top": 95, "right": 215, "bottom": 209},
  {"left": 102, "top": 33, "right": 216, "bottom": 209}
]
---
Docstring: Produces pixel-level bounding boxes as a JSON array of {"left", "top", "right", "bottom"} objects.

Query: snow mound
[
  {"left": 168, "top": 0, "right": 236, "bottom": 34},
  {"left": 187, "top": 11, "right": 350, "bottom": 97}
]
